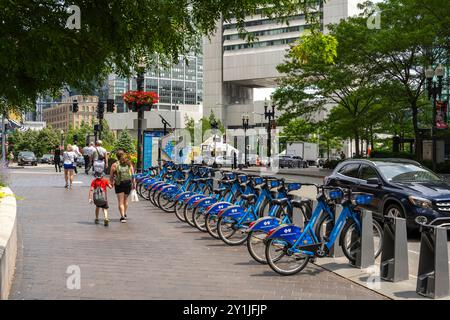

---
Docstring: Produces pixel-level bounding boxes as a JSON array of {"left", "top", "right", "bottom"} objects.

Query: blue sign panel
[{"left": 143, "top": 131, "right": 163, "bottom": 170}]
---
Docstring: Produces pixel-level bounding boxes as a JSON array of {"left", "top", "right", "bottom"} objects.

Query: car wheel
[{"left": 384, "top": 203, "right": 405, "bottom": 219}]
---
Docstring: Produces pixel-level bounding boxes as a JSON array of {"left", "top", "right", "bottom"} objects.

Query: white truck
[{"left": 286, "top": 142, "right": 319, "bottom": 166}]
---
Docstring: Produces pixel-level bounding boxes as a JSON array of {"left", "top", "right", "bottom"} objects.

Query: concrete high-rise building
[{"left": 203, "top": 0, "right": 364, "bottom": 128}]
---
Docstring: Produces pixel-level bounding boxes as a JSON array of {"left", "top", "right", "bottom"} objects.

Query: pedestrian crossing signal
[
  {"left": 72, "top": 100, "right": 79, "bottom": 113},
  {"left": 106, "top": 99, "right": 115, "bottom": 112}
]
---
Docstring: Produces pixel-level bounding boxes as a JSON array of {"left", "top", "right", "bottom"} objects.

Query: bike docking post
[
  {"left": 416, "top": 218, "right": 450, "bottom": 299},
  {"left": 351, "top": 209, "right": 375, "bottom": 269},
  {"left": 329, "top": 204, "right": 344, "bottom": 258},
  {"left": 380, "top": 216, "right": 409, "bottom": 282}
]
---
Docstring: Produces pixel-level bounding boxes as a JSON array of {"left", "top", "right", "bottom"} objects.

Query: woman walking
[
  {"left": 63, "top": 144, "right": 77, "bottom": 189},
  {"left": 110, "top": 150, "right": 135, "bottom": 223}
]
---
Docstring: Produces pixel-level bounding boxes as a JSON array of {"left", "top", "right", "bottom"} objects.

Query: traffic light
[
  {"left": 97, "top": 101, "right": 105, "bottom": 120},
  {"left": 72, "top": 100, "right": 79, "bottom": 113},
  {"left": 106, "top": 99, "right": 115, "bottom": 112}
]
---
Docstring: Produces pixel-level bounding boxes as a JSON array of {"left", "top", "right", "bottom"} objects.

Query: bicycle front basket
[
  {"left": 253, "top": 177, "right": 264, "bottom": 185},
  {"left": 326, "top": 189, "right": 344, "bottom": 201},
  {"left": 269, "top": 180, "right": 281, "bottom": 188},
  {"left": 287, "top": 183, "right": 301, "bottom": 192},
  {"left": 352, "top": 193, "right": 373, "bottom": 206}
]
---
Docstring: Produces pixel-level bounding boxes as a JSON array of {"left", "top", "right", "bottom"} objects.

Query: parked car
[
  {"left": 278, "top": 155, "right": 307, "bottom": 168},
  {"left": 40, "top": 154, "right": 54, "bottom": 164},
  {"left": 324, "top": 158, "right": 450, "bottom": 230},
  {"left": 18, "top": 151, "right": 38, "bottom": 166}
]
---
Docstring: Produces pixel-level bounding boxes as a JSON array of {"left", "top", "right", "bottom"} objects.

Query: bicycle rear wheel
[
  {"left": 183, "top": 203, "right": 196, "bottom": 227},
  {"left": 265, "top": 238, "right": 310, "bottom": 276},
  {"left": 205, "top": 213, "right": 220, "bottom": 239},
  {"left": 174, "top": 200, "right": 187, "bottom": 222},
  {"left": 157, "top": 191, "right": 175, "bottom": 213},
  {"left": 217, "top": 216, "right": 248, "bottom": 246},
  {"left": 192, "top": 205, "right": 207, "bottom": 232},
  {"left": 247, "top": 230, "right": 269, "bottom": 264}
]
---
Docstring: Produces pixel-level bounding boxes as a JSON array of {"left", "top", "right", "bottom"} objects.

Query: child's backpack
[{"left": 93, "top": 185, "right": 107, "bottom": 207}]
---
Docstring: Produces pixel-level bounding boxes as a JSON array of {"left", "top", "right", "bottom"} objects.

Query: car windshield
[
  {"left": 20, "top": 152, "right": 34, "bottom": 157},
  {"left": 377, "top": 163, "right": 441, "bottom": 183}
]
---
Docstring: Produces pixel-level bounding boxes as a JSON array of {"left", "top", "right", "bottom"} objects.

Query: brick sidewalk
[{"left": 8, "top": 167, "right": 386, "bottom": 300}]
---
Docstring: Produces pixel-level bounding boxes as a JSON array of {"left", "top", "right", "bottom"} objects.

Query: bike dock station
[{"left": 314, "top": 214, "right": 450, "bottom": 300}]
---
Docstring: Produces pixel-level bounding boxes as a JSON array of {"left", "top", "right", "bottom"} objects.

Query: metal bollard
[
  {"left": 351, "top": 209, "right": 375, "bottom": 269},
  {"left": 380, "top": 216, "right": 409, "bottom": 282},
  {"left": 416, "top": 224, "right": 449, "bottom": 299},
  {"left": 329, "top": 204, "right": 344, "bottom": 258}
]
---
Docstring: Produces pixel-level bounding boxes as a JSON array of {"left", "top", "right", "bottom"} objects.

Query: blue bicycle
[
  {"left": 216, "top": 179, "right": 306, "bottom": 246},
  {"left": 264, "top": 187, "right": 383, "bottom": 276}
]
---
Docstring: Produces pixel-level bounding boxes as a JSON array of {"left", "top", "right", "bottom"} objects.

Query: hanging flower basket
[{"left": 123, "top": 90, "right": 159, "bottom": 112}]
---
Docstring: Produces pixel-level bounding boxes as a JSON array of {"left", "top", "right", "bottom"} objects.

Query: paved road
[{"left": 7, "top": 165, "right": 386, "bottom": 300}]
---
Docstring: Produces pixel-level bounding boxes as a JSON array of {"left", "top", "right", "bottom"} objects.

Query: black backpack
[{"left": 93, "top": 186, "right": 107, "bottom": 207}]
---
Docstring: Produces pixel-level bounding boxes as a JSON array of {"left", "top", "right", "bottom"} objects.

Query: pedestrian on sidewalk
[
  {"left": 63, "top": 144, "right": 77, "bottom": 189},
  {"left": 109, "top": 150, "right": 135, "bottom": 223},
  {"left": 71, "top": 143, "right": 82, "bottom": 175},
  {"left": 82, "top": 143, "right": 91, "bottom": 174},
  {"left": 92, "top": 140, "right": 108, "bottom": 175},
  {"left": 54, "top": 145, "right": 62, "bottom": 172},
  {"left": 89, "top": 170, "right": 112, "bottom": 226}
]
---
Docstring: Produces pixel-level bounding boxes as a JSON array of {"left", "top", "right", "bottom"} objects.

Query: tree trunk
[
  {"left": 411, "top": 101, "right": 422, "bottom": 160},
  {"left": 354, "top": 131, "right": 360, "bottom": 157},
  {"left": 370, "top": 125, "right": 374, "bottom": 151}
]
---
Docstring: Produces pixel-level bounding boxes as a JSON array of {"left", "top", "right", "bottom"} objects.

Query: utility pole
[{"left": 1, "top": 111, "right": 6, "bottom": 164}]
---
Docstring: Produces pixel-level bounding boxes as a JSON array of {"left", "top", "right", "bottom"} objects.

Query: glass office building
[{"left": 107, "top": 55, "right": 203, "bottom": 113}]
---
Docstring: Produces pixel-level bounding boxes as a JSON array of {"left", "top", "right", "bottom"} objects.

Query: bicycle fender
[
  {"left": 160, "top": 185, "right": 179, "bottom": 195},
  {"left": 156, "top": 183, "right": 171, "bottom": 191},
  {"left": 205, "top": 202, "right": 233, "bottom": 216},
  {"left": 247, "top": 217, "right": 282, "bottom": 233},
  {"left": 265, "top": 224, "right": 303, "bottom": 246},
  {"left": 217, "top": 206, "right": 244, "bottom": 218},
  {"left": 175, "top": 191, "right": 196, "bottom": 202},
  {"left": 194, "top": 197, "right": 217, "bottom": 209},
  {"left": 185, "top": 194, "right": 208, "bottom": 206}
]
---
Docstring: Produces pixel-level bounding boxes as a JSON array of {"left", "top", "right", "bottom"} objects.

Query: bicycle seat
[
  {"left": 213, "top": 188, "right": 227, "bottom": 194},
  {"left": 241, "top": 194, "right": 256, "bottom": 202},
  {"left": 292, "top": 199, "right": 311, "bottom": 208},
  {"left": 272, "top": 198, "right": 289, "bottom": 206}
]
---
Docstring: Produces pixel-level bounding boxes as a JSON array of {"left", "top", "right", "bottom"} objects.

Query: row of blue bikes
[{"left": 135, "top": 161, "right": 384, "bottom": 276}]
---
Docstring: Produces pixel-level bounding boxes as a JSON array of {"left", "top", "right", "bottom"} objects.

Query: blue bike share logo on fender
[
  {"left": 248, "top": 217, "right": 281, "bottom": 232},
  {"left": 267, "top": 225, "right": 303, "bottom": 246}
]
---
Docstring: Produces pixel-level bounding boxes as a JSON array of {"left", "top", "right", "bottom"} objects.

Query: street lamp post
[
  {"left": 60, "top": 130, "right": 64, "bottom": 149},
  {"left": 210, "top": 119, "right": 219, "bottom": 168},
  {"left": 425, "top": 64, "right": 445, "bottom": 172},
  {"left": 264, "top": 99, "right": 276, "bottom": 166},
  {"left": 136, "top": 59, "right": 146, "bottom": 173},
  {"left": 242, "top": 113, "right": 249, "bottom": 167}
]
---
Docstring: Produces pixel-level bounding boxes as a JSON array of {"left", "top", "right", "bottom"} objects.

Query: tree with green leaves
[
  {"left": 0, "top": 0, "right": 322, "bottom": 109},
  {"left": 274, "top": 18, "right": 381, "bottom": 156}
]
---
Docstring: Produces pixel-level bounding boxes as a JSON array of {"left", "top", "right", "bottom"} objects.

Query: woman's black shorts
[{"left": 115, "top": 181, "right": 132, "bottom": 195}]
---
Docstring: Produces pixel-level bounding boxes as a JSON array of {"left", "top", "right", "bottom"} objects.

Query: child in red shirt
[{"left": 89, "top": 171, "right": 112, "bottom": 226}]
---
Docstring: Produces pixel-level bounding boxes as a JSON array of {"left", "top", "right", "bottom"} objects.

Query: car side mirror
[{"left": 367, "top": 177, "right": 381, "bottom": 186}]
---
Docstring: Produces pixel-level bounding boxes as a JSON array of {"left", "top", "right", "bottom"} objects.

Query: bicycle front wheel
[
  {"left": 265, "top": 238, "right": 310, "bottom": 276},
  {"left": 340, "top": 219, "right": 383, "bottom": 264}
]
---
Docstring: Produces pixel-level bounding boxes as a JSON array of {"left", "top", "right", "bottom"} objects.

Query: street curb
[{"left": 0, "top": 187, "right": 17, "bottom": 300}]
